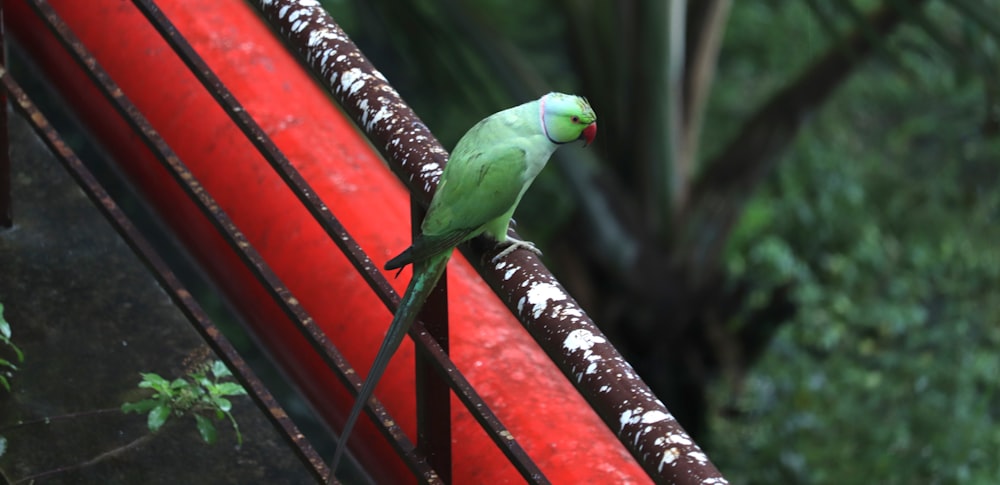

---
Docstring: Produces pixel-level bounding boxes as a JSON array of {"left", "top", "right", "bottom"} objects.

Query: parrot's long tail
[{"left": 329, "top": 251, "right": 451, "bottom": 479}]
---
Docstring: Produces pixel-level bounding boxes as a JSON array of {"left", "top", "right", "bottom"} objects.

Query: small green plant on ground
[
  {"left": 0, "top": 302, "right": 24, "bottom": 477},
  {"left": 0, "top": 303, "right": 25, "bottom": 393},
  {"left": 122, "top": 360, "right": 248, "bottom": 446},
  {"left": 0, "top": 359, "right": 247, "bottom": 484}
]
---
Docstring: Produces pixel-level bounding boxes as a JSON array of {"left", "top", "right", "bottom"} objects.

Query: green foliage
[
  {"left": 711, "top": 2, "right": 1000, "bottom": 483},
  {"left": 0, "top": 302, "right": 25, "bottom": 393},
  {"left": 122, "top": 360, "right": 248, "bottom": 446}
]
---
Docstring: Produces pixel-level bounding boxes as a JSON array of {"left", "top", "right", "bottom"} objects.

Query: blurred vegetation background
[{"left": 319, "top": 0, "right": 1000, "bottom": 482}]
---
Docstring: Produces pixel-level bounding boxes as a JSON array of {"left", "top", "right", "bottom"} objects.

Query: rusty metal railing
[{"left": 252, "top": 1, "right": 728, "bottom": 483}]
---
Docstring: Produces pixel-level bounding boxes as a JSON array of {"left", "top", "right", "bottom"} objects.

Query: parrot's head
[{"left": 539, "top": 92, "right": 597, "bottom": 146}]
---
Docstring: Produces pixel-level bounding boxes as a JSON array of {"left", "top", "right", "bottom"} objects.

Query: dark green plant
[
  {"left": 0, "top": 303, "right": 25, "bottom": 393},
  {"left": 1, "top": 360, "right": 248, "bottom": 483},
  {"left": 0, "top": 302, "right": 22, "bottom": 476},
  {"left": 122, "top": 360, "right": 248, "bottom": 446},
  {"left": 0, "top": 301, "right": 21, "bottom": 478}
]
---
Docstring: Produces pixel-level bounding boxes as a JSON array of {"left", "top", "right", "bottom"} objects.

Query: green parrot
[{"left": 329, "top": 92, "right": 597, "bottom": 475}]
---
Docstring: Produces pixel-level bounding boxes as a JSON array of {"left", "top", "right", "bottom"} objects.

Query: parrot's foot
[{"left": 490, "top": 237, "right": 542, "bottom": 263}]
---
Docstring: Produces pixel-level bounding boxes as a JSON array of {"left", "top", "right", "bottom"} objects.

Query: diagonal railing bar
[
  {"left": 252, "top": 1, "right": 729, "bottom": 483},
  {"left": 22, "top": 1, "right": 432, "bottom": 482},
  {"left": 127, "top": 0, "right": 546, "bottom": 482},
  {"left": 0, "top": 65, "right": 328, "bottom": 483}
]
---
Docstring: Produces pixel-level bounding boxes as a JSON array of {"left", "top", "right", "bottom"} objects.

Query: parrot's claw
[{"left": 490, "top": 237, "right": 542, "bottom": 263}]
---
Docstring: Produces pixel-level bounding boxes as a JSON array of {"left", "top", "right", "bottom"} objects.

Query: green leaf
[
  {"left": 211, "top": 360, "right": 232, "bottom": 379},
  {"left": 138, "top": 373, "right": 169, "bottom": 392},
  {"left": 0, "top": 375, "right": 9, "bottom": 392},
  {"left": 147, "top": 404, "right": 171, "bottom": 432},
  {"left": 10, "top": 343, "right": 23, "bottom": 364},
  {"left": 0, "top": 435, "right": 7, "bottom": 458},
  {"left": 195, "top": 376, "right": 212, "bottom": 389},
  {"left": 194, "top": 414, "right": 217, "bottom": 445},
  {"left": 121, "top": 398, "right": 160, "bottom": 414},
  {"left": 212, "top": 397, "right": 232, "bottom": 413},
  {"left": 0, "top": 303, "right": 10, "bottom": 340},
  {"left": 0, "top": 357, "right": 15, "bottom": 371},
  {"left": 212, "top": 382, "right": 247, "bottom": 397},
  {"left": 170, "top": 378, "right": 189, "bottom": 390}
]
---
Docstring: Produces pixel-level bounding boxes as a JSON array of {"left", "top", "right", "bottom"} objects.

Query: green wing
[
  {"left": 424, "top": 145, "right": 528, "bottom": 238},
  {"left": 387, "top": 144, "right": 528, "bottom": 268}
]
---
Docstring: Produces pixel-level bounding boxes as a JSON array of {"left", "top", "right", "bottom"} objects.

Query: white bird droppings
[
  {"left": 291, "top": 19, "right": 309, "bottom": 33},
  {"left": 503, "top": 266, "right": 519, "bottom": 281},
  {"left": 523, "top": 282, "right": 566, "bottom": 319},
  {"left": 563, "top": 328, "right": 606, "bottom": 356},
  {"left": 642, "top": 410, "right": 670, "bottom": 425},
  {"left": 660, "top": 447, "right": 682, "bottom": 470},
  {"left": 366, "top": 105, "right": 394, "bottom": 131},
  {"left": 689, "top": 451, "right": 709, "bottom": 464},
  {"left": 339, "top": 67, "right": 366, "bottom": 95},
  {"left": 619, "top": 407, "right": 641, "bottom": 433}
]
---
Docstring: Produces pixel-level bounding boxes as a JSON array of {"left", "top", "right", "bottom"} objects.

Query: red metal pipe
[{"left": 9, "top": 0, "right": 650, "bottom": 482}]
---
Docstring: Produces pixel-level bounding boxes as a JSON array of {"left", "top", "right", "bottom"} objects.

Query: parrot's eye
[{"left": 571, "top": 116, "right": 580, "bottom": 123}]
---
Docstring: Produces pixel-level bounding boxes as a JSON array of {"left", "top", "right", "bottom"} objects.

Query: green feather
[{"left": 329, "top": 251, "right": 449, "bottom": 472}]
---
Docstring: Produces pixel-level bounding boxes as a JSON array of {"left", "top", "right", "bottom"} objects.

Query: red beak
[{"left": 581, "top": 122, "right": 597, "bottom": 146}]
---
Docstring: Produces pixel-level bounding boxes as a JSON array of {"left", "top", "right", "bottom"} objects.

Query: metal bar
[
  {"left": 0, "top": 65, "right": 327, "bottom": 483},
  {"left": 250, "top": 1, "right": 728, "bottom": 483},
  {"left": 0, "top": 0, "right": 10, "bottom": 229},
  {"left": 128, "top": 1, "right": 545, "bottom": 481},
  {"left": 412, "top": 199, "right": 451, "bottom": 483},
  {"left": 22, "top": 1, "right": 430, "bottom": 482}
]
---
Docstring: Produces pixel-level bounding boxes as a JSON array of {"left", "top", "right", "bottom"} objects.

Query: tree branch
[
  {"left": 677, "top": 0, "right": 732, "bottom": 216},
  {"left": 674, "top": 0, "right": 927, "bottom": 280}
]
